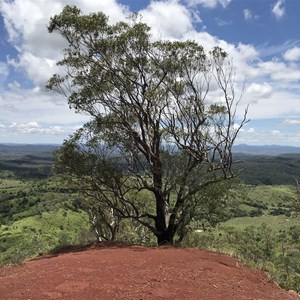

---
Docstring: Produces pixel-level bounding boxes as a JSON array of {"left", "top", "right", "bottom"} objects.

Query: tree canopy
[{"left": 47, "top": 5, "right": 248, "bottom": 245}]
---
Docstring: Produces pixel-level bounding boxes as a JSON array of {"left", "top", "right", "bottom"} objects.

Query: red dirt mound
[{"left": 0, "top": 243, "right": 299, "bottom": 300}]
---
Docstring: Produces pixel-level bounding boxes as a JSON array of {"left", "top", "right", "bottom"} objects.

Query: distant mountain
[
  {"left": 1, "top": 143, "right": 300, "bottom": 156},
  {"left": 0, "top": 144, "right": 60, "bottom": 156},
  {"left": 233, "top": 144, "right": 300, "bottom": 155}
]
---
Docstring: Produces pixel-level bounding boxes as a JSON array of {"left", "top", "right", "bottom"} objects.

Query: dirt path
[{"left": 0, "top": 243, "right": 299, "bottom": 300}]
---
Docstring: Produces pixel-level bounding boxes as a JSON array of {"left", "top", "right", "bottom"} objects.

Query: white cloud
[
  {"left": 272, "top": 130, "right": 281, "bottom": 136},
  {"left": 236, "top": 43, "right": 258, "bottom": 62},
  {"left": 0, "top": 62, "right": 9, "bottom": 88},
  {"left": 272, "top": 0, "right": 285, "bottom": 20},
  {"left": 0, "top": 87, "right": 89, "bottom": 124},
  {"left": 257, "top": 60, "right": 300, "bottom": 82},
  {"left": 0, "top": 0, "right": 128, "bottom": 88},
  {"left": 284, "top": 47, "right": 300, "bottom": 61},
  {"left": 8, "top": 81, "right": 21, "bottom": 90},
  {"left": 8, "top": 121, "right": 78, "bottom": 136},
  {"left": 8, "top": 53, "right": 58, "bottom": 88},
  {"left": 140, "top": 0, "right": 193, "bottom": 39},
  {"left": 283, "top": 119, "right": 300, "bottom": 126},
  {"left": 243, "top": 9, "right": 252, "bottom": 21},
  {"left": 246, "top": 83, "right": 272, "bottom": 99},
  {"left": 233, "top": 123, "right": 243, "bottom": 131},
  {"left": 215, "top": 17, "right": 232, "bottom": 26},
  {"left": 10, "top": 121, "right": 41, "bottom": 133},
  {"left": 0, "top": 62, "right": 8, "bottom": 77},
  {"left": 243, "top": 9, "right": 258, "bottom": 21},
  {"left": 186, "top": 0, "right": 231, "bottom": 8},
  {"left": 0, "top": 0, "right": 299, "bottom": 145},
  {"left": 236, "top": 127, "right": 300, "bottom": 146},
  {"left": 245, "top": 90, "right": 300, "bottom": 120},
  {"left": 0, "top": 119, "right": 84, "bottom": 143}
]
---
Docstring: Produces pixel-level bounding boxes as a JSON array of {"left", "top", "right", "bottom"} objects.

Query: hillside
[
  {"left": 0, "top": 243, "right": 299, "bottom": 300},
  {"left": 1, "top": 143, "right": 300, "bottom": 184},
  {"left": 1, "top": 144, "right": 300, "bottom": 295}
]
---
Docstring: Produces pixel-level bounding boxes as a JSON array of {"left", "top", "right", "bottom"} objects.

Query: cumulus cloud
[
  {"left": 9, "top": 121, "right": 70, "bottom": 135},
  {"left": 8, "top": 52, "right": 59, "bottom": 88},
  {"left": 1, "top": 121, "right": 82, "bottom": 144},
  {"left": 257, "top": 60, "right": 300, "bottom": 82},
  {"left": 140, "top": 0, "right": 193, "bottom": 39},
  {"left": 237, "top": 127, "right": 300, "bottom": 146},
  {"left": 272, "top": 0, "right": 285, "bottom": 20},
  {"left": 0, "top": 0, "right": 299, "bottom": 145},
  {"left": 245, "top": 90, "right": 300, "bottom": 120},
  {"left": 10, "top": 121, "right": 41, "bottom": 133},
  {"left": 183, "top": 32, "right": 259, "bottom": 80},
  {"left": 284, "top": 47, "right": 300, "bottom": 61},
  {"left": 246, "top": 83, "right": 272, "bottom": 99},
  {"left": 0, "top": 0, "right": 128, "bottom": 88},
  {"left": 0, "top": 87, "right": 89, "bottom": 124}
]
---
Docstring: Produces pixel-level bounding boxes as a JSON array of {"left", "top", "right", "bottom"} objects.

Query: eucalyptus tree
[{"left": 47, "top": 6, "right": 248, "bottom": 245}]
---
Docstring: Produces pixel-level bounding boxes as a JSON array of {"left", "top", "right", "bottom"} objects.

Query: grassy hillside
[
  {"left": 0, "top": 174, "right": 92, "bottom": 266},
  {"left": 183, "top": 184, "right": 300, "bottom": 293},
  {"left": 0, "top": 209, "right": 90, "bottom": 265},
  {"left": 1, "top": 144, "right": 300, "bottom": 291}
]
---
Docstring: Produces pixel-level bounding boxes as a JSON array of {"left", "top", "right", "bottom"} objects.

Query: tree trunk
[{"left": 156, "top": 228, "right": 175, "bottom": 245}]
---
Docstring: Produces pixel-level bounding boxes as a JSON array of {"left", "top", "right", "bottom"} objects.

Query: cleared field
[{"left": 221, "top": 215, "right": 300, "bottom": 231}]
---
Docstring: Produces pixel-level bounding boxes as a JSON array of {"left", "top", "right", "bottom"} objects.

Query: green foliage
[
  {"left": 47, "top": 6, "right": 248, "bottom": 245},
  {"left": 292, "top": 180, "right": 300, "bottom": 213},
  {"left": 0, "top": 209, "right": 91, "bottom": 266},
  {"left": 233, "top": 154, "right": 300, "bottom": 185},
  {"left": 0, "top": 153, "right": 94, "bottom": 266},
  {"left": 0, "top": 175, "right": 81, "bottom": 224}
]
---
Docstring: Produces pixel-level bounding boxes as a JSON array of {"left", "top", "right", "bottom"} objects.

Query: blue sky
[{"left": 0, "top": 0, "right": 300, "bottom": 145}]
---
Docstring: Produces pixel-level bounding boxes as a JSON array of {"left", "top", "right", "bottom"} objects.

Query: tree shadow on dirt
[{"left": 29, "top": 241, "right": 155, "bottom": 261}]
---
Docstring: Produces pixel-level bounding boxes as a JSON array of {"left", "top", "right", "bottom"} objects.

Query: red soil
[{"left": 0, "top": 243, "right": 299, "bottom": 300}]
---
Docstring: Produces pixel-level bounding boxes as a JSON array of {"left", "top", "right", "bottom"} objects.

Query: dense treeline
[
  {"left": 1, "top": 149, "right": 300, "bottom": 185},
  {"left": 233, "top": 153, "right": 300, "bottom": 185}
]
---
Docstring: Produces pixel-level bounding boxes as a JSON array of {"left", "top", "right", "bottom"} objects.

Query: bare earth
[{"left": 0, "top": 243, "right": 299, "bottom": 300}]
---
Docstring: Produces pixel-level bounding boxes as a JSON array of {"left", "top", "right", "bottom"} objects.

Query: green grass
[
  {"left": 220, "top": 215, "right": 300, "bottom": 231},
  {"left": 245, "top": 185, "right": 296, "bottom": 206},
  {"left": 0, "top": 170, "right": 94, "bottom": 266},
  {"left": 0, "top": 209, "right": 91, "bottom": 265},
  {"left": 0, "top": 178, "right": 27, "bottom": 191}
]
